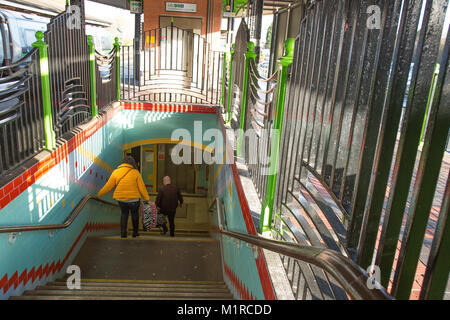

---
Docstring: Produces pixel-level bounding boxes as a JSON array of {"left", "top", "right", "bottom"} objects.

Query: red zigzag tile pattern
[
  {"left": 0, "top": 222, "right": 119, "bottom": 295},
  {"left": 224, "top": 263, "right": 255, "bottom": 300}
]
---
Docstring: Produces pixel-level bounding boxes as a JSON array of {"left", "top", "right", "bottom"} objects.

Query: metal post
[
  {"left": 226, "top": 0, "right": 235, "bottom": 46},
  {"left": 253, "top": 0, "right": 264, "bottom": 64},
  {"left": 134, "top": 12, "right": 142, "bottom": 86},
  {"left": 221, "top": 52, "right": 227, "bottom": 106},
  {"left": 113, "top": 37, "right": 120, "bottom": 101},
  {"left": 226, "top": 44, "right": 235, "bottom": 124},
  {"left": 32, "top": 31, "right": 55, "bottom": 151},
  {"left": 87, "top": 35, "right": 98, "bottom": 117},
  {"left": 420, "top": 66, "right": 439, "bottom": 141},
  {"left": 236, "top": 41, "right": 257, "bottom": 156},
  {"left": 206, "top": 0, "right": 212, "bottom": 45},
  {"left": 259, "top": 38, "right": 294, "bottom": 234}
]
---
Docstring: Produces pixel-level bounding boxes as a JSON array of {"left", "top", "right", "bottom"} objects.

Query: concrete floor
[{"left": 72, "top": 235, "right": 224, "bottom": 282}]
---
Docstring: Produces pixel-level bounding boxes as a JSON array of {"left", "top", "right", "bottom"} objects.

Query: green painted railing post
[
  {"left": 226, "top": 44, "right": 235, "bottom": 124},
  {"left": 420, "top": 66, "right": 439, "bottom": 141},
  {"left": 260, "top": 38, "right": 295, "bottom": 234},
  {"left": 32, "top": 31, "right": 55, "bottom": 151},
  {"left": 113, "top": 37, "right": 120, "bottom": 101},
  {"left": 87, "top": 35, "right": 98, "bottom": 117},
  {"left": 236, "top": 42, "right": 257, "bottom": 157}
]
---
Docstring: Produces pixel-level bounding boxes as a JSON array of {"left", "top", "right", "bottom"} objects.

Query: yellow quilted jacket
[{"left": 97, "top": 164, "right": 150, "bottom": 201}]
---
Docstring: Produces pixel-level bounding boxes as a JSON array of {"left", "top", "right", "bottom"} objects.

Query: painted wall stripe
[{"left": 122, "top": 102, "right": 218, "bottom": 114}]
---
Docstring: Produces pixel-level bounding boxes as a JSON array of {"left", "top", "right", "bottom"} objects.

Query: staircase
[
  {"left": 10, "top": 227, "right": 233, "bottom": 300},
  {"left": 11, "top": 279, "right": 233, "bottom": 300}
]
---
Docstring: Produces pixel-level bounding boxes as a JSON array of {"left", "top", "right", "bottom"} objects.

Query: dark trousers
[
  {"left": 162, "top": 210, "right": 176, "bottom": 237},
  {"left": 118, "top": 201, "right": 140, "bottom": 236}
]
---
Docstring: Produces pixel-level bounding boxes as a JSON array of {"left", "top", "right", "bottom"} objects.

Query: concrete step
[
  {"left": 97, "top": 235, "right": 216, "bottom": 242},
  {"left": 11, "top": 295, "right": 231, "bottom": 300},
  {"left": 10, "top": 278, "right": 234, "bottom": 300},
  {"left": 39, "top": 285, "right": 230, "bottom": 293},
  {"left": 22, "top": 289, "right": 234, "bottom": 299},
  {"left": 50, "top": 280, "right": 227, "bottom": 289},
  {"left": 134, "top": 229, "right": 211, "bottom": 237}
]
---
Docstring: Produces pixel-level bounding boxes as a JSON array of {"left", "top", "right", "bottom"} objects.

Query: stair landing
[{"left": 70, "top": 234, "right": 223, "bottom": 282}]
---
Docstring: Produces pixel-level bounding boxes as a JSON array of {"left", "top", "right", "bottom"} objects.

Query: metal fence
[
  {"left": 121, "top": 26, "right": 224, "bottom": 105},
  {"left": 229, "top": 21, "right": 249, "bottom": 131},
  {"left": 223, "top": 53, "right": 230, "bottom": 118},
  {"left": 231, "top": 0, "right": 450, "bottom": 300},
  {"left": 95, "top": 47, "right": 118, "bottom": 111},
  {"left": 45, "top": 7, "right": 92, "bottom": 140},
  {"left": 0, "top": 2, "right": 119, "bottom": 177},
  {"left": 243, "top": 59, "right": 279, "bottom": 203},
  {"left": 0, "top": 52, "right": 45, "bottom": 175}
]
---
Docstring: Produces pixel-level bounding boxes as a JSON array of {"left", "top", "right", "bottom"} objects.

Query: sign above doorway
[
  {"left": 166, "top": 2, "right": 197, "bottom": 13},
  {"left": 129, "top": 1, "right": 142, "bottom": 14}
]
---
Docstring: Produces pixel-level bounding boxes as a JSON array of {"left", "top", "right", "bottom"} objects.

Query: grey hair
[{"left": 163, "top": 176, "right": 171, "bottom": 185}]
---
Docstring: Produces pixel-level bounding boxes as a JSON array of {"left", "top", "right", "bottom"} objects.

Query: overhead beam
[
  {"left": 87, "top": 0, "right": 127, "bottom": 10},
  {"left": 0, "top": 0, "right": 112, "bottom": 26}
]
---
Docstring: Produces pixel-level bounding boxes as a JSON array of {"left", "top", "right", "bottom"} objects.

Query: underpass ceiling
[{"left": 0, "top": 0, "right": 127, "bottom": 25}]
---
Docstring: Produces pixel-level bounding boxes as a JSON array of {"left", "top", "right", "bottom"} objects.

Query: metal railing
[
  {"left": 95, "top": 47, "right": 118, "bottom": 111},
  {"left": 0, "top": 3, "right": 120, "bottom": 177},
  {"left": 228, "top": 22, "right": 249, "bottom": 131},
  {"left": 121, "top": 26, "right": 224, "bottom": 105},
  {"left": 0, "top": 195, "right": 118, "bottom": 234},
  {"left": 211, "top": 197, "right": 392, "bottom": 300},
  {"left": 0, "top": 51, "right": 45, "bottom": 175},
  {"left": 243, "top": 59, "right": 279, "bottom": 202},
  {"left": 45, "top": 5, "right": 91, "bottom": 139}
]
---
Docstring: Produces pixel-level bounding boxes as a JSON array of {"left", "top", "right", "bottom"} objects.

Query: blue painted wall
[
  {"left": 0, "top": 108, "right": 269, "bottom": 300},
  {"left": 211, "top": 119, "right": 269, "bottom": 300},
  {"left": 0, "top": 110, "right": 124, "bottom": 299},
  {"left": 121, "top": 110, "right": 217, "bottom": 145}
]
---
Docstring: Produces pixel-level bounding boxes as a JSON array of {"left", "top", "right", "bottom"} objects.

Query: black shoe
[
  {"left": 132, "top": 233, "right": 139, "bottom": 238},
  {"left": 162, "top": 225, "right": 168, "bottom": 235},
  {"left": 121, "top": 235, "right": 127, "bottom": 238}
]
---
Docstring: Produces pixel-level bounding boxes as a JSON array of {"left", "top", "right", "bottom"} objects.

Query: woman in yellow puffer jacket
[{"left": 98, "top": 156, "right": 150, "bottom": 238}]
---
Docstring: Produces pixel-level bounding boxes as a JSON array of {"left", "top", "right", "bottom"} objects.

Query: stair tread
[
  {"left": 11, "top": 295, "right": 233, "bottom": 300},
  {"left": 53, "top": 280, "right": 225, "bottom": 287},
  {"left": 24, "top": 289, "right": 233, "bottom": 298},
  {"left": 39, "top": 285, "right": 230, "bottom": 293}
]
